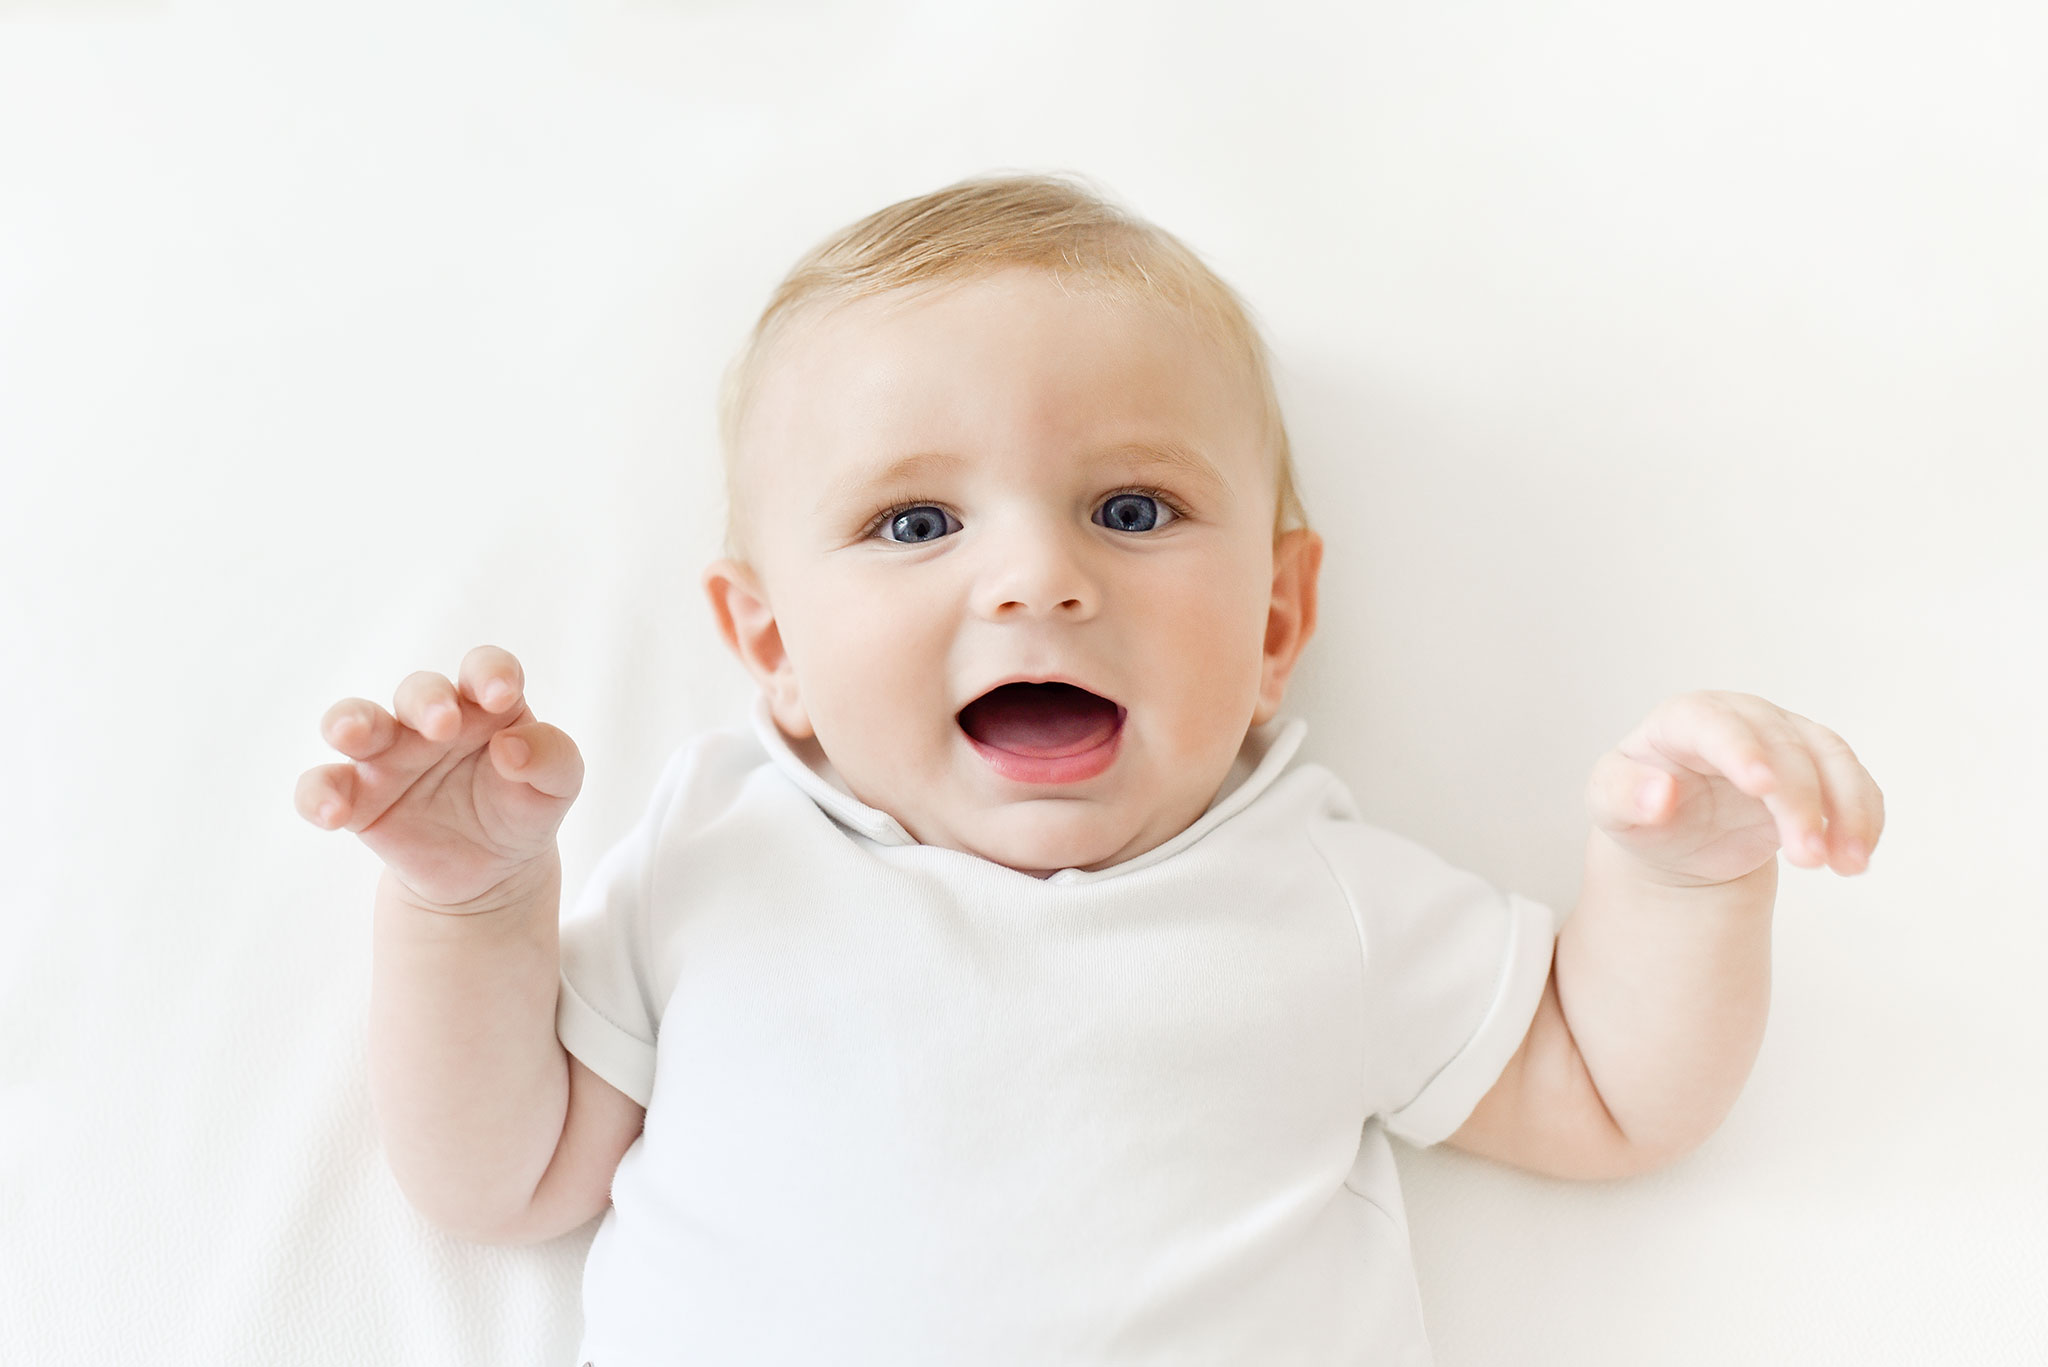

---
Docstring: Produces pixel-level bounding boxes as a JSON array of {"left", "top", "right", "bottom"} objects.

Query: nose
[{"left": 970, "top": 513, "right": 1099, "bottom": 621}]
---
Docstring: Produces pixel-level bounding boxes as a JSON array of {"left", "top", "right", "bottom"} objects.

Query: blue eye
[
  {"left": 882, "top": 505, "right": 959, "bottom": 544},
  {"left": 874, "top": 492, "right": 1181, "bottom": 544},
  {"left": 1097, "top": 493, "right": 1174, "bottom": 533}
]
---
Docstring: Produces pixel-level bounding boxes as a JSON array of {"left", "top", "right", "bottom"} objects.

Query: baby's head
[{"left": 703, "top": 171, "right": 1323, "bottom": 878}]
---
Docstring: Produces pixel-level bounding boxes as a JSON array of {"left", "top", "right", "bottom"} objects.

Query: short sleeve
[
  {"left": 555, "top": 744, "right": 701, "bottom": 1109},
  {"left": 1307, "top": 784, "right": 1560, "bottom": 1149}
]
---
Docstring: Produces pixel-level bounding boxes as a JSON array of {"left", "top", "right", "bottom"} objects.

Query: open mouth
[{"left": 956, "top": 681, "right": 1126, "bottom": 784}]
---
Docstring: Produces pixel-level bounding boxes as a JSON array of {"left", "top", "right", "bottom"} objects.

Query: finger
[
  {"left": 1632, "top": 693, "right": 1782, "bottom": 793},
  {"left": 1750, "top": 732, "right": 1831, "bottom": 869},
  {"left": 1708, "top": 700, "right": 1832, "bottom": 867},
  {"left": 1586, "top": 749, "right": 1678, "bottom": 834},
  {"left": 320, "top": 697, "right": 400, "bottom": 760},
  {"left": 1636, "top": 695, "right": 1825, "bottom": 864},
  {"left": 1714, "top": 697, "right": 1843, "bottom": 868},
  {"left": 1787, "top": 714, "right": 1886, "bottom": 874},
  {"left": 488, "top": 722, "right": 584, "bottom": 801},
  {"left": 393, "top": 670, "right": 462, "bottom": 742},
  {"left": 294, "top": 763, "right": 358, "bottom": 830},
  {"left": 458, "top": 644, "right": 526, "bottom": 715}
]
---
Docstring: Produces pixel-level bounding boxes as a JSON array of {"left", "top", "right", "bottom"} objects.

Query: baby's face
[{"left": 705, "top": 267, "right": 1319, "bottom": 877}]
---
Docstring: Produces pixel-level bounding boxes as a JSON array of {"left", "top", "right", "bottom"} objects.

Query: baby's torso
[{"left": 576, "top": 761, "right": 1432, "bottom": 1366}]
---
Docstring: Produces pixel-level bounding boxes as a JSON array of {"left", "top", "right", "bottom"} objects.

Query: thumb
[
  {"left": 1586, "top": 749, "right": 1677, "bottom": 835},
  {"left": 487, "top": 721, "right": 585, "bottom": 802}
]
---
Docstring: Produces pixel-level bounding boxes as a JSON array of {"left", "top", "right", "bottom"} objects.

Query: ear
[
  {"left": 1251, "top": 529, "right": 1323, "bottom": 727},
  {"left": 701, "top": 557, "right": 815, "bottom": 739}
]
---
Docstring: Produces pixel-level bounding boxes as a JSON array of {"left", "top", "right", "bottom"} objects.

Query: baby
[{"left": 296, "top": 173, "right": 1885, "bottom": 1365}]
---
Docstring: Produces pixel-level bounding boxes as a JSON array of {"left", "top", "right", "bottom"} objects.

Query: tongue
[{"left": 959, "top": 682, "right": 1120, "bottom": 758}]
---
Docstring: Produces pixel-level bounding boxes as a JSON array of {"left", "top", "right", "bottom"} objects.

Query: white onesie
[{"left": 556, "top": 694, "right": 1557, "bottom": 1366}]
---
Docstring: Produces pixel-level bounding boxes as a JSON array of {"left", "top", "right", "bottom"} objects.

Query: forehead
[{"left": 743, "top": 269, "right": 1267, "bottom": 490}]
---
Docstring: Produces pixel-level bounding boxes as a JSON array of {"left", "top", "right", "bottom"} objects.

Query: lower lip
[{"left": 962, "top": 710, "right": 1125, "bottom": 786}]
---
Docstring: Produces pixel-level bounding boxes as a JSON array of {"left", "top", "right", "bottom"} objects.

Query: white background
[{"left": 3, "top": 1, "right": 2044, "bottom": 1363}]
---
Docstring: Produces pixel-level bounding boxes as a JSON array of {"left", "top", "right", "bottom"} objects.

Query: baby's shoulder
[
  {"left": 633, "top": 720, "right": 775, "bottom": 837},
  {"left": 1278, "top": 763, "right": 1484, "bottom": 901}
]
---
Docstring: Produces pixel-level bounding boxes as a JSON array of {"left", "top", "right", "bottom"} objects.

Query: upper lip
[{"left": 956, "top": 674, "right": 1125, "bottom": 717}]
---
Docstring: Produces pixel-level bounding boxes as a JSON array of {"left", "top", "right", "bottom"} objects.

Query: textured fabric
[{"left": 555, "top": 695, "right": 1557, "bottom": 1366}]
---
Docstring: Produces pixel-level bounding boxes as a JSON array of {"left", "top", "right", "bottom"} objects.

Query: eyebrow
[{"left": 818, "top": 440, "right": 1232, "bottom": 515}]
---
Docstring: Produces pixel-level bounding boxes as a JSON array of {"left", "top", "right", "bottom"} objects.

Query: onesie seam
[
  {"left": 1384, "top": 891, "right": 1557, "bottom": 1148},
  {"left": 1303, "top": 794, "right": 1375, "bottom": 1138},
  {"left": 629, "top": 742, "right": 699, "bottom": 1044},
  {"left": 1342, "top": 1178, "right": 1404, "bottom": 1225},
  {"left": 1385, "top": 906, "right": 1516, "bottom": 1136},
  {"left": 558, "top": 968, "right": 656, "bottom": 1054}
]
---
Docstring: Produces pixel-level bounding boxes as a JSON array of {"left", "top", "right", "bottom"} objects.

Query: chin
[{"left": 973, "top": 821, "right": 1127, "bottom": 878}]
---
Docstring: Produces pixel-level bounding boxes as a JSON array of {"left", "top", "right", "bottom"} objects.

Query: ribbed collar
[{"left": 747, "top": 691, "right": 1310, "bottom": 883}]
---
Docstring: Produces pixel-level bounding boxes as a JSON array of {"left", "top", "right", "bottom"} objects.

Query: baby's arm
[
  {"left": 1446, "top": 692, "right": 1885, "bottom": 1178},
  {"left": 295, "top": 646, "right": 644, "bottom": 1243}
]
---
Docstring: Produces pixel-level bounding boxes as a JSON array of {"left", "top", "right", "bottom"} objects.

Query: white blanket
[{"left": 4, "top": 4, "right": 2044, "bottom": 1364}]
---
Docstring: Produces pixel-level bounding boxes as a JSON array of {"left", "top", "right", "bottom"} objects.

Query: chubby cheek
[
  {"left": 789, "top": 578, "right": 956, "bottom": 754},
  {"left": 1116, "top": 574, "right": 1262, "bottom": 754}
]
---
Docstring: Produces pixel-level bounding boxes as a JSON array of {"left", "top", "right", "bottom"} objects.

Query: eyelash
[{"left": 862, "top": 486, "right": 1192, "bottom": 541}]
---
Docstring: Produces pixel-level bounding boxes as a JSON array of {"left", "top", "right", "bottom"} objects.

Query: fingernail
[
  {"left": 318, "top": 803, "right": 341, "bottom": 827},
  {"left": 428, "top": 704, "right": 456, "bottom": 732},
  {"left": 499, "top": 735, "right": 530, "bottom": 767},
  {"left": 483, "top": 682, "right": 511, "bottom": 709}
]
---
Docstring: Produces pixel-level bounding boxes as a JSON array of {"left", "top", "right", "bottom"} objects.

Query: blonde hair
[{"left": 716, "top": 170, "right": 1309, "bottom": 564}]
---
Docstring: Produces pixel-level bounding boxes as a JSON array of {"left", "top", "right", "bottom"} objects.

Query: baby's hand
[
  {"left": 1586, "top": 691, "right": 1884, "bottom": 888},
  {"left": 294, "top": 645, "right": 584, "bottom": 908}
]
